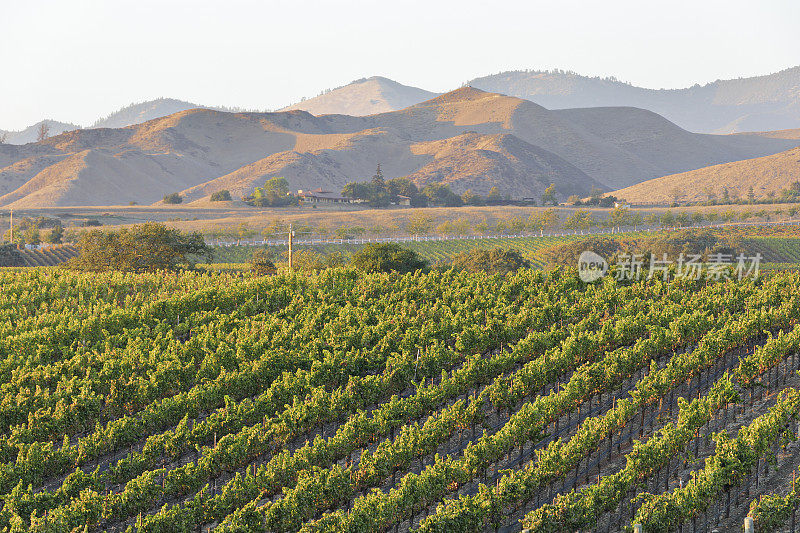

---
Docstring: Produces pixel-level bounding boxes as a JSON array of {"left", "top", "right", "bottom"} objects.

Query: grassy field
[{"left": 6, "top": 202, "right": 800, "bottom": 241}]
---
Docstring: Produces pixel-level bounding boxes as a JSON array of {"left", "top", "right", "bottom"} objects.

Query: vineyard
[
  {"left": 0, "top": 245, "right": 78, "bottom": 267},
  {"left": 3, "top": 268, "right": 800, "bottom": 532}
]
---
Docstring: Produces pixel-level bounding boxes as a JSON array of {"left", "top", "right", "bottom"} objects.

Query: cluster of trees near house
[
  {"left": 182, "top": 165, "right": 561, "bottom": 210},
  {"left": 341, "top": 166, "right": 558, "bottom": 208}
]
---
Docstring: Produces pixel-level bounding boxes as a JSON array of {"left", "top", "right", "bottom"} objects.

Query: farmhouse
[{"left": 297, "top": 188, "right": 352, "bottom": 204}]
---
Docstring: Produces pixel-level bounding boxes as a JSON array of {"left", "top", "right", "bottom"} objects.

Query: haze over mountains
[
  {"left": 287, "top": 67, "right": 800, "bottom": 134},
  {"left": 1, "top": 98, "right": 254, "bottom": 145},
  {"left": 5, "top": 66, "right": 799, "bottom": 146},
  {"left": 1, "top": 87, "right": 797, "bottom": 209},
  {"left": 468, "top": 67, "right": 800, "bottom": 134},
  {"left": 281, "top": 77, "right": 439, "bottom": 116},
  {"left": 0, "top": 120, "right": 81, "bottom": 145}
]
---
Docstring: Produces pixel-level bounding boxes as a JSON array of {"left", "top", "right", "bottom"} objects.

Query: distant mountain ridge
[
  {"left": 1, "top": 87, "right": 797, "bottom": 209},
  {"left": 0, "top": 120, "right": 80, "bottom": 145},
  {"left": 1, "top": 99, "right": 258, "bottom": 145},
  {"left": 281, "top": 76, "right": 439, "bottom": 116},
  {"left": 3, "top": 66, "right": 799, "bottom": 143},
  {"left": 91, "top": 98, "right": 201, "bottom": 129},
  {"left": 468, "top": 66, "right": 800, "bottom": 133}
]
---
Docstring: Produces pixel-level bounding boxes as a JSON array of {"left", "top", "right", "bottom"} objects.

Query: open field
[{"left": 7, "top": 202, "right": 800, "bottom": 238}]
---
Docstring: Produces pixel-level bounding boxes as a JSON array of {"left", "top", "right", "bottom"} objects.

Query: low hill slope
[{"left": 611, "top": 146, "right": 800, "bottom": 205}]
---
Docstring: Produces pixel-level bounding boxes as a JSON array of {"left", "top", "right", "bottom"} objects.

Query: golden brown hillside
[
  {"left": 611, "top": 147, "right": 800, "bottom": 205},
  {"left": 0, "top": 87, "right": 798, "bottom": 208}
]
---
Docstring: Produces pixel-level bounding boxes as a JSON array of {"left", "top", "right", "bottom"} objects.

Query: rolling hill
[
  {"left": 91, "top": 98, "right": 202, "bottom": 129},
  {"left": 469, "top": 66, "right": 800, "bottom": 134},
  {"left": 0, "top": 87, "right": 797, "bottom": 208},
  {"left": 611, "top": 146, "right": 800, "bottom": 205},
  {"left": 281, "top": 76, "right": 438, "bottom": 116},
  {"left": 0, "top": 120, "right": 80, "bottom": 145}
]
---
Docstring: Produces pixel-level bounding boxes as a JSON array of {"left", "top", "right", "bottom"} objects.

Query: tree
[
  {"left": 385, "top": 176, "right": 422, "bottom": 205},
  {"left": 368, "top": 165, "right": 390, "bottom": 207},
  {"left": 36, "top": 122, "right": 50, "bottom": 142},
  {"left": 564, "top": 210, "right": 596, "bottom": 230},
  {"left": 342, "top": 182, "right": 372, "bottom": 202},
  {"left": 451, "top": 248, "right": 531, "bottom": 274},
  {"left": 461, "top": 189, "right": 485, "bottom": 206},
  {"left": 541, "top": 184, "right": 557, "bottom": 206},
  {"left": 0, "top": 132, "right": 6, "bottom": 144},
  {"left": 544, "top": 237, "right": 623, "bottom": 267},
  {"left": 210, "top": 190, "right": 232, "bottom": 201},
  {"left": 352, "top": 243, "right": 427, "bottom": 273},
  {"left": 250, "top": 249, "right": 277, "bottom": 275},
  {"left": 608, "top": 206, "right": 631, "bottom": 227},
  {"left": 670, "top": 187, "right": 684, "bottom": 206},
  {"left": 527, "top": 210, "right": 559, "bottom": 232},
  {"left": 163, "top": 193, "right": 183, "bottom": 204},
  {"left": 45, "top": 224, "right": 63, "bottom": 244},
  {"left": 68, "top": 222, "right": 210, "bottom": 272},
  {"left": 248, "top": 177, "right": 297, "bottom": 207},
  {"left": 23, "top": 226, "right": 41, "bottom": 246},
  {"left": 406, "top": 213, "right": 434, "bottom": 235},
  {"left": 422, "top": 183, "right": 462, "bottom": 207},
  {"left": 486, "top": 187, "right": 503, "bottom": 206},
  {"left": 675, "top": 211, "right": 691, "bottom": 227},
  {"left": 747, "top": 186, "right": 756, "bottom": 204},
  {"left": 287, "top": 248, "right": 326, "bottom": 272}
]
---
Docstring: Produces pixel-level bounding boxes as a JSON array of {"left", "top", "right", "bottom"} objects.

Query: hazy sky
[{"left": 2, "top": 0, "right": 798, "bottom": 130}]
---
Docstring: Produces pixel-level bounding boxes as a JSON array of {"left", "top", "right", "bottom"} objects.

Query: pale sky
[{"left": 2, "top": 0, "right": 798, "bottom": 130}]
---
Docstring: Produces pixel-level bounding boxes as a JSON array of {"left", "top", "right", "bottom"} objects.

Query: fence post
[{"left": 744, "top": 517, "right": 753, "bottom": 533}]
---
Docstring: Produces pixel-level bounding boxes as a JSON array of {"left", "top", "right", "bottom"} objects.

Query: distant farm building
[{"left": 297, "top": 188, "right": 352, "bottom": 204}]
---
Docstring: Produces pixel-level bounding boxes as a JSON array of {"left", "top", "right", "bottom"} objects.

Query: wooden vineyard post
[
  {"left": 288, "top": 224, "right": 294, "bottom": 270},
  {"left": 744, "top": 516, "right": 754, "bottom": 533}
]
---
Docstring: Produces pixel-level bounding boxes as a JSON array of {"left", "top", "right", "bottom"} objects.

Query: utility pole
[{"left": 288, "top": 223, "right": 294, "bottom": 270}]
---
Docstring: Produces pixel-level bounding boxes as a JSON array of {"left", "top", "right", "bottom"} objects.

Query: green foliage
[
  {"left": 544, "top": 236, "right": 624, "bottom": 267},
  {"left": 210, "top": 190, "right": 232, "bottom": 202},
  {"left": 461, "top": 189, "right": 485, "bottom": 206},
  {"left": 541, "top": 183, "right": 557, "bottom": 206},
  {"left": 640, "top": 229, "right": 741, "bottom": 259},
  {"left": 163, "top": 192, "right": 183, "bottom": 204},
  {"left": 450, "top": 248, "right": 531, "bottom": 274},
  {"left": 422, "top": 183, "right": 463, "bottom": 207},
  {"left": 342, "top": 166, "right": 427, "bottom": 207},
  {"left": 68, "top": 222, "right": 210, "bottom": 272},
  {"left": 246, "top": 177, "right": 298, "bottom": 207},
  {"left": 45, "top": 224, "right": 63, "bottom": 244},
  {"left": 351, "top": 243, "right": 427, "bottom": 273},
  {"left": 249, "top": 249, "right": 276, "bottom": 275},
  {"left": 563, "top": 209, "right": 597, "bottom": 230}
]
